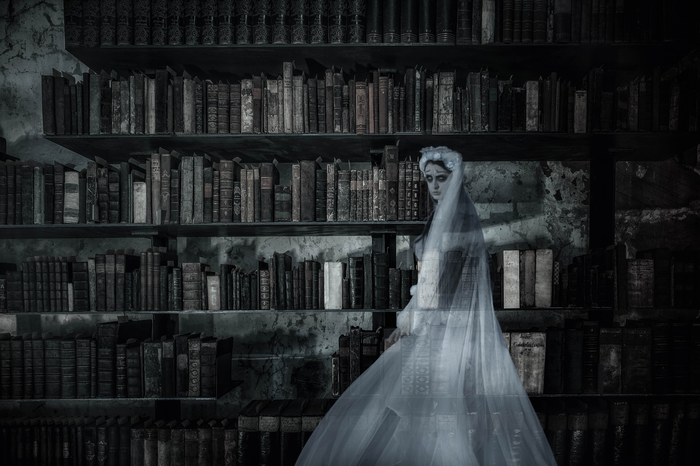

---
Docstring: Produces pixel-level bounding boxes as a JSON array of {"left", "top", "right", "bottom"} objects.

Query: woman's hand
[{"left": 386, "top": 319, "right": 410, "bottom": 347}]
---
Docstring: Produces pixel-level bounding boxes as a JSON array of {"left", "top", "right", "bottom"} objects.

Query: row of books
[
  {"left": 43, "top": 61, "right": 697, "bottom": 139},
  {"left": 492, "top": 244, "right": 700, "bottom": 311},
  {"left": 0, "top": 323, "right": 233, "bottom": 400},
  {"left": 3, "top": 396, "right": 700, "bottom": 466},
  {"left": 0, "top": 248, "right": 413, "bottom": 312},
  {"left": 0, "top": 398, "right": 334, "bottom": 466},
  {"left": 0, "top": 147, "right": 434, "bottom": 226},
  {"left": 361, "top": 318, "right": 700, "bottom": 397},
  {"left": 63, "top": 0, "right": 697, "bottom": 47}
]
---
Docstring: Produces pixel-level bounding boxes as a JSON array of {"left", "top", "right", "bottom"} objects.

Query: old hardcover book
[
  {"left": 59, "top": 332, "right": 77, "bottom": 399},
  {"left": 258, "top": 162, "right": 279, "bottom": 223},
  {"left": 627, "top": 258, "right": 654, "bottom": 308},
  {"left": 238, "top": 399, "right": 270, "bottom": 463},
  {"left": 509, "top": 331, "right": 546, "bottom": 394},
  {"left": 543, "top": 327, "right": 564, "bottom": 394},
  {"left": 187, "top": 334, "right": 201, "bottom": 397},
  {"left": 141, "top": 339, "right": 162, "bottom": 398}
]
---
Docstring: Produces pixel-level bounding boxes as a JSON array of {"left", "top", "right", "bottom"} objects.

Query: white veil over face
[{"left": 296, "top": 147, "right": 558, "bottom": 466}]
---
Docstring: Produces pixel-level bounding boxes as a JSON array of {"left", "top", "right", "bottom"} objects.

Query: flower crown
[{"left": 418, "top": 146, "right": 463, "bottom": 174}]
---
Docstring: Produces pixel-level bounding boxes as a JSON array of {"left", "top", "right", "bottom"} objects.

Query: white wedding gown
[{"left": 296, "top": 148, "right": 558, "bottom": 465}]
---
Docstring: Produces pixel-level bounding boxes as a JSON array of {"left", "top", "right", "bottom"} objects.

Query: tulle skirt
[{"left": 295, "top": 309, "right": 558, "bottom": 466}]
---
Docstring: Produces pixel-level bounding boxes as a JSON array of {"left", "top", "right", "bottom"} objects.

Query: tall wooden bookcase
[{"left": 2, "top": 38, "right": 700, "bottom": 424}]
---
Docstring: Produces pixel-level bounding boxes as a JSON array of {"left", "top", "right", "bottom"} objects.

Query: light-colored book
[
  {"left": 63, "top": 170, "right": 80, "bottom": 224},
  {"left": 535, "top": 249, "right": 553, "bottom": 307},
  {"left": 497, "top": 250, "right": 520, "bottom": 309},
  {"left": 323, "top": 262, "right": 344, "bottom": 310},
  {"left": 206, "top": 275, "right": 220, "bottom": 310},
  {"left": 510, "top": 331, "right": 546, "bottom": 395},
  {"left": 525, "top": 80, "right": 540, "bottom": 131},
  {"left": 133, "top": 181, "right": 147, "bottom": 223}
]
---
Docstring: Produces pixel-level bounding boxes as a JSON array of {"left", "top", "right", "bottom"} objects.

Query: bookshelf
[{"left": 3, "top": 7, "right": 700, "bottom": 463}]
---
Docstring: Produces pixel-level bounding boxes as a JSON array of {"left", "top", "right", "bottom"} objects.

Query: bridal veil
[{"left": 296, "top": 147, "right": 558, "bottom": 465}]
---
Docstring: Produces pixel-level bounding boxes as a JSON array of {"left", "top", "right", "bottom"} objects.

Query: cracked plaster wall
[{"left": 0, "top": 0, "right": 593, "bottom": 417}]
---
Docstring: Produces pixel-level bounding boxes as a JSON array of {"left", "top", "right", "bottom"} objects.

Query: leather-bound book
[
  {"left": 315, "top": 168, "right": 327, "bottom": 222},
  {"left": 637, "top": 248, "right": 672, "bottom": 309},
  {"left": 622, "top": 323, "right": 652, "bottom": 394},
  {"left": 206, "top": 420, "right": 223, "bottom": 465},
  {"left": 328, "top": 0, "right": 347, "bottom": 44},
  {"left": 566, "top": 400, "right": 588, "bottom": 466},
  {"left": 360, "top": 329, "right": 380, "bottom": 373},
  {"left": 691, "top": 323, "right": 700, "bottom": 393},
  {"left": 142, "top": 338, "right": 162, "bottom": 398},
  {"left": 545, "top": 400, "right": 567, "bottom": 464},
  {"left": 670, "top": 322, "right": 690, "bottom": 393},
  {"left": 436, "top": 0, "right": 456, "bottom": 43},
  {"left": 125, "top": 339, "right": 142, "bottom": 398},
  {"left": 651, "top": 321, "right": 671, "bottom": 394},
  {"left": 510, "top": 331, "right": 546, "bottom": 394},
  {"left": 101, "top": 0, "right": 117, "bottom": 45},
  {"left": 388, "top": 268, "right": 400, "bottom": 309},
  {"left": 21, "top": 333, "right": 33, "bottom": 399},
  {"left": 418, "top": 0, "right": 436, "bottom": 42},
  {"left": 627, "top": 258, "right": 654, "bottom": 308},
  {"left": 154, "top": 420, "right": 172, "bottom": 466},
  {"left": 588, "top": 399, "right": 609, "bottom": 466},
  {"left": 297, "top": 160, "right": 318, "bottom": 222},
  {"left": 291, "top": 0, "right": 309, "bottom": 44},
  {"left": 170, "top": 421, "right": 185, "bottom": 466},
  {"left": 667, "top": 401, "right": 686, "bottom": 466},
  {"left": 193, "top": 419, "right": 211, "bottom": 466},
  {"left": 338, "top": 334, "right": 351, "bottom": 395},
  {"left": 544, "top": 326, "right": 564, "bottom": 394},
  {"left": 238, "top": 399, "right": 270, "bottom": 465},
  {"left": 75, "top": 334, "right": 91, "bottom": 398},
  {"left": 59, "top": 333, "right": 77, "bottom": 399},
  {"left": 259, "top": 399, "right": 290, "bottom": 465},
  {"left": 533, "top": 0, "right": 547, "bottom": 42},
  {"left": 300, "top": 400, "right": 330, "bottom": 452},
  {"left": 582, "top": 320, "right": 601, "bottom": 393},
  {"left": 0, "top": 333, "right": 12, "bottom": 398},
  {"left": 372, "top": 252, "right": 388, "bottom": 310},
  {"left": 259, "top": 162, "right": 280, "bottom": 223},
  {"left": 649, "top": 402, "right": 671, "bottom": 466},
  {"left": 44, "top": 335, "right": 61, "bottom": 399},
  {"left": 130, "top": 419, "right": 147, "bottom": 466},
  {"left": 160, "top": 337, "right": 175, "bottom": 398},
  {"left": 279, "top": 399, "right": 305, "bottom": 465},
  {"left": 629, "top": 403, "right": 650, "bottom": 466},
  {"left": 683, "top": 402, "right": 700, "bottom": 465},
  {"left": 599, "top": 324, "right": 622, "bottom": 393},
  {"left": 199, "top": 336, "right": 219, "bottom": 397},
  {"left": 381, "top": 0, "right": 400, "bottom": 43},
  {"left": 349, "top": 325, "right": 362, "bottom": 383},
  {"left": 187, "top": 334, "right": 201, "bottom": 397},
  {"left": 564, "top": 319, "right": 583, "bottom": 394},
  {"left": 116, "top": 339, "right": 128, "bottom": 398},
  {"left": 366, "top": 0, "right": 382, "bottom": 42},
  {"left": 96, "top": 417, "right": 110, "bottom": 465},
  {"left": 521, "top": 0, "right": 533, "bottom": 42}
]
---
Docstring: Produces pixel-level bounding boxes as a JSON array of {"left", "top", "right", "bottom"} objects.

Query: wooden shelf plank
[
  {"left": 0, "top": 221, "right": 426, "bottom": 239},
  {"left": 45, "top": 132, "right": 700, "bottom": 164}
]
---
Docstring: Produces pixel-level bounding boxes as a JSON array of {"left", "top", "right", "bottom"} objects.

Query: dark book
[
  {"left": 581, "top": 320, "right": 601, "bottom": 394},
  {"left": 566, "top": 401, "right": 588, "bottom": 465},
  {"left": 279, "top": 398, "right": 305, "bottom": 465},
  {"left": 75, "top": 333, "right": 91, "bottom": 398},
  {"left": 349, "top": 325, "right": 361, "bottom": 383},
  {"left": 60, "top": 332, "right": 77, "bottom": 399},
  {"left": 259, "top": 162, "right": 280, "bottom": 223},
  {"left": 366, "top": 0, "right": 382, "bottom": 42},
  {"left": 125, "top": 338, "right": 142, "bottom": 398},
  {"left": 116, "top": 339, "right": 128, "bottom": 398},
  {"left": 21, "top": 333, "right": 33, "bottom": 399},
  {"left": 629, "top": 403, "right": 650, "bottom": 466},
  {"left": 622, "top": 323, "right": 652, "bottom": 394},
  {"left": 259, "top": 399, "right": 290, "bottom": 465},
  {"left": 360, "top": 329, "right": 380, "bottom": 373},
  {"left": 237, "top": 399, "right": 270, "bottom": 466},
  {"left": 142, "top": 338, "right": 162, "bottom": 398},
  {"left": 300, "top": 398, "right": 327, "bottom": 450},
  {"left": 564, "top": 319, "right": 582, "bottom": 394},
  {"left": 0, "top": 333, "right": 11, "bottom": 398},
  {"left": 599, "top": 325, "right": 622, "bottom": 394},
  {"left": 545, "top": 400, "right": 567, "bottom": 463},
  {"left": 44, "top": 335, "right": 61, "bottom": 399},
  {"left": 339, "top": 334, "right": 350, "bottom": 393},
  {"left": 544, "top": 327, "right": 564, "bottom": 394}
]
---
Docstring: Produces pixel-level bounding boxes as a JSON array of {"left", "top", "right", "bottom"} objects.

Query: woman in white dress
[{"left": 296, "top": 146, "right": 558, "bottom": 465}]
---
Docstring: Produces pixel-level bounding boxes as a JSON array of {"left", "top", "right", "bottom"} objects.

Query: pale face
[{"left": 423, "top": 162, "right": 451, "bottom": 201}]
